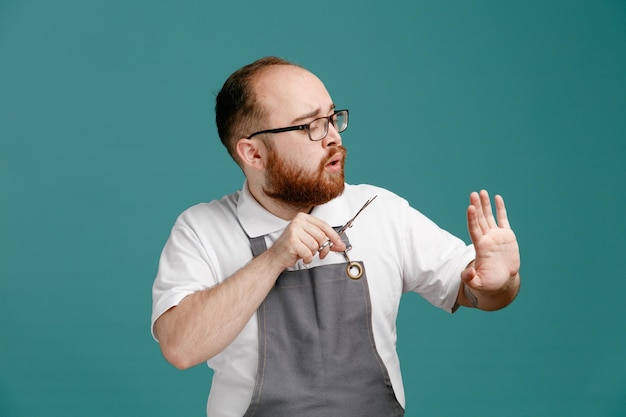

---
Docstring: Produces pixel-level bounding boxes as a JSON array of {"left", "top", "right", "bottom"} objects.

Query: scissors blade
[
  {"left": 337, "top": 195, "right": 378, "bottom": 236},
  {"left": 318, "top": 195, "right": 378, "bottom": 253}
]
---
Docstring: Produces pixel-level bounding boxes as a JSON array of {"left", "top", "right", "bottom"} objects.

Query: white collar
[{"left": 236, "top": 180, "right": 351, "bottom": 238}]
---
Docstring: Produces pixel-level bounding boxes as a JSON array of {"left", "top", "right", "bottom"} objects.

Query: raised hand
[{"left": 462, "top": 190, "right": 520, "bottom": 295}]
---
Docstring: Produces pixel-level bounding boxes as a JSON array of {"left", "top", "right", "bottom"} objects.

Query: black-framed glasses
[{"left": 246, "top": 109, "right": 349, "bottom": 141}]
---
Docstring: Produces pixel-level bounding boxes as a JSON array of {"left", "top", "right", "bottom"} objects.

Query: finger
[
  {"left": 494, "top": 194, "right": 511, "bottom": 229},
  {"left": 460, "top": 264, "right": 476, "bottom": 283},
  {"left": 318, "top": 241, "right": 333, "bottom": 259},
  {"left": 328, "top": 237, "right": 346, "bottom": 253},
  {"left": 293, "top": 215, "right": 336, "bottom": 250},
  {"left": 305, "top": 216, "right": 346, "bottom": 252},
  {"left": 469, "top": 191, "right": 489, "bottom": 234},
  {"left": 301, "top": 253, "right": 314, "bottom": 264},
  {"left": 318, "top": 239, "right": 332, "bottom": 252},
  {"left": 466, "top": 204, "right": 483, "bottom": 244},
  {"left": 479, "top": 189, "right": 497, "bottom": 228},
  {"left": 324, "top": 228, "right": 347, "bottom": 252},
  {"left": 296, "top": 233, "right": 321, "bottom": 264},
  {"left": 284, "top": 219, "right": 325, "bottom": 261}
]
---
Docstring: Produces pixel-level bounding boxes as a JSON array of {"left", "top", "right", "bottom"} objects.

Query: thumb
[{"left": 461, "top": 265, "right": 476, "bottom": 283}]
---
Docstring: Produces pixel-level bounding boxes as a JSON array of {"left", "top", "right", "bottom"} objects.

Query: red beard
[{"left": 263, "top": 146, "right": 347, "bottom": 208}]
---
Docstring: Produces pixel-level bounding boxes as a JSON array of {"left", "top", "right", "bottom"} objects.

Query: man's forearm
[{"left": 154, "top": 250, "right": 285, "bottom": 369}]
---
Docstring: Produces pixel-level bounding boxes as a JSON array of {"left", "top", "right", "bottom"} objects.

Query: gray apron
[{"left": 243, "top": 231, "right": 405, "bottom": 417}]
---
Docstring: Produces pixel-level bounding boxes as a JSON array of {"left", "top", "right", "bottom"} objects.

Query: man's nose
[{"left": 322, "top": 123, "right": 342, "bottom": 148}]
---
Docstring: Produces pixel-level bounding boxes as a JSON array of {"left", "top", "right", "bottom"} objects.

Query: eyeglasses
[{"left": 246, "top": 109, "right": 349, "bottom": 141}]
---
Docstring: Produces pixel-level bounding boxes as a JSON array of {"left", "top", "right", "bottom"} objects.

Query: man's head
[
  {"left": 215, "top": 57, "right": 347, "bottom": 209},
  {"left": 215, "top": 56, "right": 295, "bottom": 163}
]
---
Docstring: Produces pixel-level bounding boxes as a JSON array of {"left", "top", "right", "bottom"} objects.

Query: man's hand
[
  {"left": 267, "top": 213, "right": 347, "bottom": 269},
  {"left": 460, "top": 190, "right": 520, "bottom": 310}
]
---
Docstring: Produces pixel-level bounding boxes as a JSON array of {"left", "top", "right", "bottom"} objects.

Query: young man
[{"left": 151, "top": 56, "right": 521, "bottom": 417}]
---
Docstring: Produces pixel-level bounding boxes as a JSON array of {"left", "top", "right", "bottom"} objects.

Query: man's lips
[
  {"left": 324, "top": 152, "right": 344, "bottom": 173},
  {"left": 326, "top": 152, "right": 343, "bottom": 167}
]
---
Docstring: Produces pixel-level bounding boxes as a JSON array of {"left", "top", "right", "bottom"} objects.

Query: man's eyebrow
[{"left": 291, "top": 104, "right": 336, "bottom": 124}]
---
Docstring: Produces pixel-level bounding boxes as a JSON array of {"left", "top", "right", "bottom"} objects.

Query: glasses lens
[
  {"left": 334, "top": 110, "right": 348, "bottom": 133},
  {"left": 308, "top": 110, "right": 349, "bottom": 141},
  {"left": 308, "top": 118, "right": 328, "bottom": 141}
]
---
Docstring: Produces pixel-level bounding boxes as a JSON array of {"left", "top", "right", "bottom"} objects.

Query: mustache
[{"left": 324, "top": 146, "right": 347, "bottom": 164}]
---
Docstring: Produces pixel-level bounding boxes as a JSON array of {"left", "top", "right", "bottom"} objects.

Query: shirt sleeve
[
  {"left": 400, "top": 203, "right": 476, "bottom": 313},
  {"left": 150, "top": 214, "right": 218, "bottom": 341}
]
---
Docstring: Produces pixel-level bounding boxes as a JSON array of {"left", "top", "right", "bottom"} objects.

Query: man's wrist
[
  {"left": 470, "top": 272, "right": 521, "bottom": 310},
  {"left": 463, "top": 283, "right": 479, "bottom": 308}
]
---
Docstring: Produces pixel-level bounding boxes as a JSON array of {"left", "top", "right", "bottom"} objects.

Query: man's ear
[{"left": 235, "top": 138, "right": 265, "bottom": 170}]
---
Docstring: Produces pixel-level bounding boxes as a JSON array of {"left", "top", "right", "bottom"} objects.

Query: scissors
[{"left": 317, "top": 195, "right": 378, "bottom": 253}]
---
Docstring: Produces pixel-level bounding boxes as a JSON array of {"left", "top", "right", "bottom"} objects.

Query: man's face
[{"left": 254, "top": 66, "right": 347, "bottom": 208}]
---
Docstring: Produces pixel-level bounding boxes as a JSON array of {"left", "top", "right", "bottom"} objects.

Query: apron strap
[{"left": 250, "top": 236, "right": 267, "bottom": 257}]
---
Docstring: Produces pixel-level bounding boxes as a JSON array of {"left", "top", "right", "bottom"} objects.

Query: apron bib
[{"left": 243, "top": 232, "right": 404, "bottom": 417}]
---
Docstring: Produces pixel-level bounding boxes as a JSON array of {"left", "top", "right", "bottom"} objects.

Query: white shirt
[{"left": 151, "top": 182, "right": 475, "bottom": 417}]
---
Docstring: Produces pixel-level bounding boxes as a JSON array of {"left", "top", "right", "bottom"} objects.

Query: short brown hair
[{"left": 215, "top": 56, "right": 298, "bottom": 163}]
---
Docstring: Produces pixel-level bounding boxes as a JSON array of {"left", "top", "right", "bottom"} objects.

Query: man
[{"left": 151, "top": 56, "right": 521, "bottom": 417}]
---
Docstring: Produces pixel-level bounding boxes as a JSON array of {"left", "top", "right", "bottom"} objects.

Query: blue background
[{"left": 1, "top": 0, "right": 625, "bottom": 416}]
